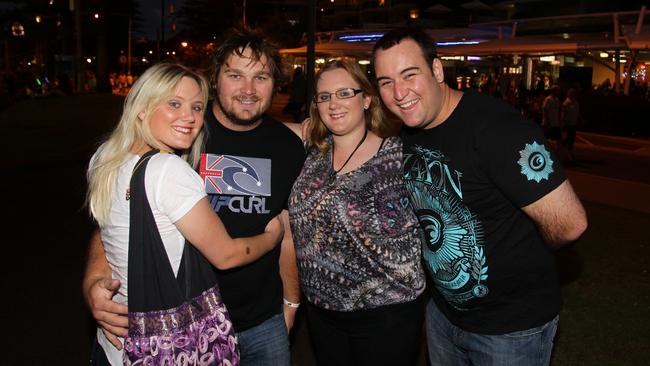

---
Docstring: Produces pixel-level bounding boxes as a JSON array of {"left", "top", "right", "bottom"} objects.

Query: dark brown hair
[{"left": 208, "top": 27, "right": 284, "bottom": 97}]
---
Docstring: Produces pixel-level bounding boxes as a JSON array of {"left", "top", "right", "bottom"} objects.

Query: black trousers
[
  {"left": 90, "top": 337, "right": 112, "bottom": 366},
  {"left": 306, "top": 296, "right": 425, "bottom": 366}
]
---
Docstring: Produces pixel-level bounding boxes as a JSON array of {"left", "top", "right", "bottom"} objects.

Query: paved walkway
[{"left": 564, "top": 132, "right": 650, "bottom": 213}]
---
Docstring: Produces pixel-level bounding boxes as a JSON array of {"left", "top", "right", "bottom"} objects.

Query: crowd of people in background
[
  {"left": 0, "top": 70, "right": 74, "bottom": 106},
  {"left": 2, "top": 61, "right": 649, "bottom": 118},
  {"left": 464, "top": 69, "right": 650, "bottom": 140},
  {"left": 468, "top": 70, "right": 650, "bottom": 123},
  {"left": 0, "top": 68, "right": 142, "bottom": 110},
  {"left": 108, "top": 71, "right": 137, "bottom": 95}
]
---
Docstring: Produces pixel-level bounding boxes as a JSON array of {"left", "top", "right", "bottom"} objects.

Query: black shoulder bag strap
[
  {"left": 127, "top": 149, "right": 218, "bottom": 313},
  {"left": 127, "top": 149, "right": 185, "bottom": 312}
]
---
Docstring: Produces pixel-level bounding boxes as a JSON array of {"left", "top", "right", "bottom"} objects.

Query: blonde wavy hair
[
  {"left": 308, "top": 59, "right": 392, "bottom": 153},
  {"left": 86, "top": 63, "right": 209, "bottom": 226}
]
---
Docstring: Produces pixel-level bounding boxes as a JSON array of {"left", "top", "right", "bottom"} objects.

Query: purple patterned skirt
[{"left": 123, "top": 286, "right": 240, "bottom": 366}]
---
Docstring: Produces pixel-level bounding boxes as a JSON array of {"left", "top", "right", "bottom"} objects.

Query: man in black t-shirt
[
  {"left": 197, "top": 28, "right": 305, "bottom": 365},
  {"left": 83, "top": 28, "right": 305, "bottom": 365},
  {"left": 372, "top": 27, "right": 587, "bottom": 365}
]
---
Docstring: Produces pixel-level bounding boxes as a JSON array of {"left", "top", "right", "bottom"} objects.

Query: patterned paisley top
[{"left": 288, "top": 136, "right": 425, "bottom": 311}]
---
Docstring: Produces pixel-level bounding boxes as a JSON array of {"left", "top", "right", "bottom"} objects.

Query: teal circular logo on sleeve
[{"left": 517, "top": 141, "right": 554, "bottom": 182}]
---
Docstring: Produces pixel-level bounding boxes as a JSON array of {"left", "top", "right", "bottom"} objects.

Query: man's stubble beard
[{"left": 215, "top": 94, "right": 270, "bottom": 127}]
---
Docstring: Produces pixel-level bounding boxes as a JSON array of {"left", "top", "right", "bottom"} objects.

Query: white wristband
[{"left": 283, "top": 298, "right": 300, "bottom": 308}]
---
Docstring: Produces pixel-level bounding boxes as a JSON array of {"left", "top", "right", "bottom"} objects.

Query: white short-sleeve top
[{"left": 90, "top": 151, "right": 206, "bottom": 365}]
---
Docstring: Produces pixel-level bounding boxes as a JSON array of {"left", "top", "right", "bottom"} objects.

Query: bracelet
[{"left": 283, "top": 298, "right": 300, "bottom": 308}]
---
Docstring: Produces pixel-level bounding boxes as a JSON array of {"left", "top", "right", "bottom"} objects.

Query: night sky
[{"left": 137, "top": 0, "right": 185, "bottom": 40}]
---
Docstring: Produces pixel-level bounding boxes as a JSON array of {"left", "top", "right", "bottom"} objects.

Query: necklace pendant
[{"left": 328, "top": 171, "right": 340, "bottom": 185}]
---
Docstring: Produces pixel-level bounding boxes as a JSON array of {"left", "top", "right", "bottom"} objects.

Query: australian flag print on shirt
[{"left": 200, "top": 153, "right": 271, "bottom": 196}]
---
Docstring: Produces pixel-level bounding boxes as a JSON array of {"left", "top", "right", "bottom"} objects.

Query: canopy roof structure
[{"left": 281, "top": 8, "right": 650, "bottom": 61}]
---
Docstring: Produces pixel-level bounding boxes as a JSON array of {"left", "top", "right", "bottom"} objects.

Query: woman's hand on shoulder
[{"left": 300, "top": 118, "right": 311, "bottom": 142}]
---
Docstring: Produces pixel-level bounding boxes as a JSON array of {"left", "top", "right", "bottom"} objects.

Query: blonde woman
[
  {"left": 288, "top": 60, "right": 426, "bottom": 366},
  {"left": 86, "top": 63, "right": 283, "bottom": 365}
]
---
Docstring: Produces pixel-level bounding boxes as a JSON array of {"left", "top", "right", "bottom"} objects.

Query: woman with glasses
[{"left": 288, "top": 60, "right": 426, "bottom": 366}]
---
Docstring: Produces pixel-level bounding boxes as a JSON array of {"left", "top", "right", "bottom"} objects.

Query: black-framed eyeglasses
[{"left": 313, "top": 88, "right": 363, "bottom": 103}]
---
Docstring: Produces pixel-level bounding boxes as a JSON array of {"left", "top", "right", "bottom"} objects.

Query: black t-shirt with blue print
[
  {"left": 201, "top": 103, "right": 306, "bottom": 332},
  {"left": 401, "top": 90, "right": 565, "bottom": 335}
]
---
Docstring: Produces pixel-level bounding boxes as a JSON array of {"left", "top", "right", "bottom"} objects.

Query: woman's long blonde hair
[
  {"left": 308, "top": 59, "right": 392, "bottom": 153},
  {"left": 86, "top": 63, "right": 208, "bottom": 226}
]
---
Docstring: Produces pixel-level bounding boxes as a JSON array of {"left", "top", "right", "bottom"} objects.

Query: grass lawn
[{"left": 552, "top": 202, "right": 650, "bottom": 365}]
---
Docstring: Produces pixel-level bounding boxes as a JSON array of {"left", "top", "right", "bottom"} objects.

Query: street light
[{"left": 11, "top": 22, "right": 25, "bottom": 36}]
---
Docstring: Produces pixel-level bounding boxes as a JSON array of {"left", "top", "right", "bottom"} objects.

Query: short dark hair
[
  {"left": 372, "top": 26, "right": 437, "bottom": 67},
  {"left": 208, "top": 27, "right": 284, "bottom": 96}
]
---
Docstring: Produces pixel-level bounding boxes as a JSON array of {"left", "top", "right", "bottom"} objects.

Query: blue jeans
[
  {"left": 425, "top": 299, "right": 558, "bottom": 366},
  {"left": 236, "top": 312, "right": 290, "bottom": 366}
]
